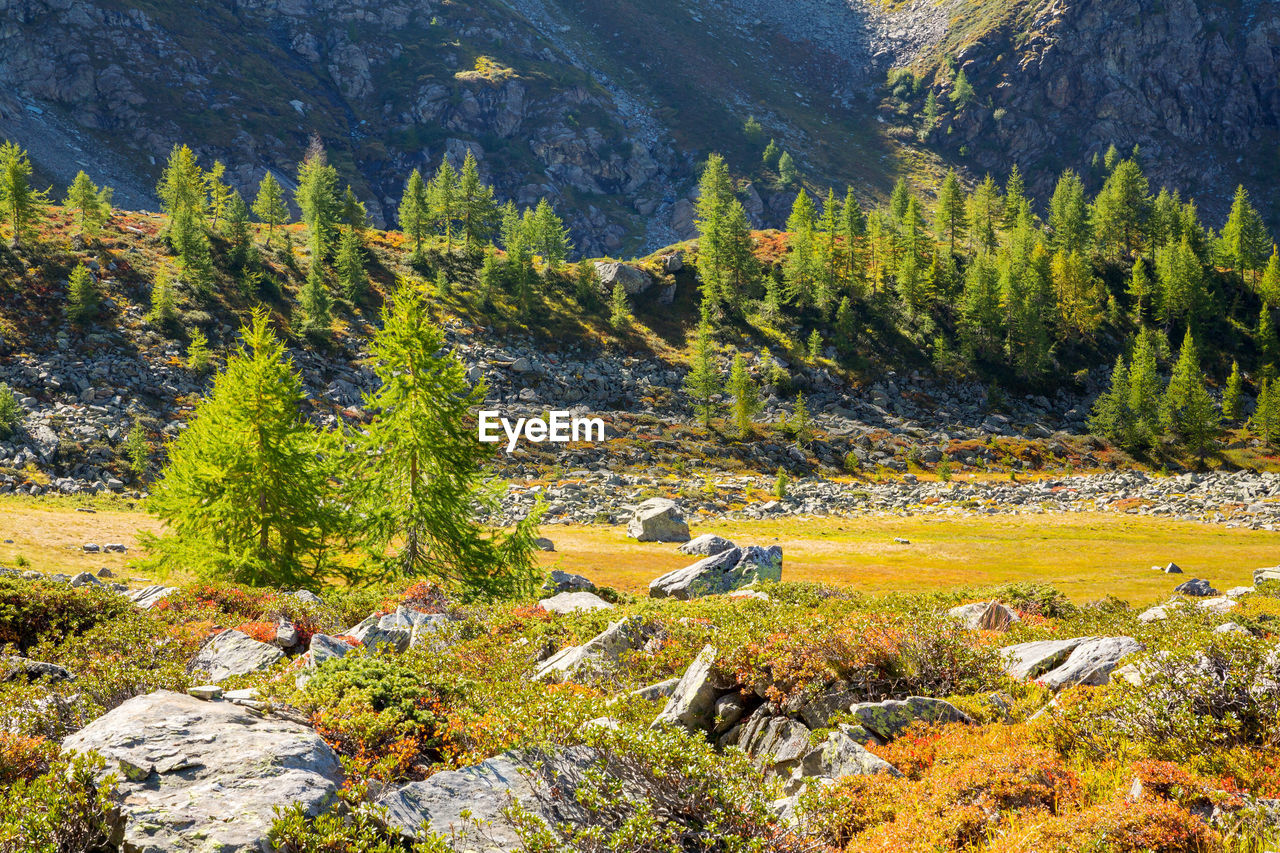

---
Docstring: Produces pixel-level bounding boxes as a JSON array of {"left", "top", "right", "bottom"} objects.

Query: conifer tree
[
  {"left": 1259, "top": 304, "right": 1279, "bottom": 377},
  {"left": 157, "top": 144, "right": 207, "bottom": 257},
  {"left": 1162, "top": 330, "right": 1219, "bottom": 460},
  {"left": 1128, "top": 329, "right": 1163, "bottom": 447},
  {"left": 727, "top": 353, "right": 761, "bottom": 438},
  {"left": 225, "top": 191, "right": 253, "bottom": 270},
  {"left": 428, "top": 157, "right": 459, "bottom": 248},
  {"left": 762, "top": 139, "right": 780, "bottom": 168},
  {"left": 609, "top": 281, "right": 630, "bottom": 329},
  {"left": 125, "top": 415, "right": 150, "bottom": 481},
  {"left": 839, "top": 188, "right": 867, "bottom": 292},
  {"left": 147, "top": 265, "right": 178, "bottom": 328},
  {"left": 1223, "top": 360, "right": 1243, "bottom": 422},
  {"left": 295, "top": 141, "right": 340, "bottom": 261},
  {"left": 814, "top": 189, "right": 840, "bottom": 313},
  {"left": 950, "top": 69, "right": 975, "bottom": 106},
  {"left": 684, "top": 309, "right": 721, "bottom": 427},
  {"left": 1052, "top": 249, "right": 1105, "bottom": 338},
  {"left": 346, "top": 284, "right": 539, "bottom": 596},
  {"left": 299, "top": 262, "right": 331, "bottom": 336},
  {"left": 1219, "top": 184, "right": 1269, "bottom": 283},
  {"left": 1047, "top": 170, "right": 1090, "bottom": 254},
  {"left": 478, "top": 248, "right": 501, "bottom": 307},
  {"left": 935, "top": 169, "right": 967, "bottom": 254},
  {"left": 783, "top": 190, "right": 817, "bottom": 306},
  {"left": 1127, "top": 256, "right": 1154, "bottom": 321},
  {"left": 0, "top": 141, "right": 49, "bottom": 249},
  {"left": 65, "top": 171, "right": 112, "bottom": 238},
  {"left": 1252, "top": 379, "right": 1280, "bottom": 446},
  {"left": 398, "top": 168, "right": 430, "bottom": 263},
  {"left": 1093, "top": 158, "right": 1150, "bottom": 258},
  {"left": 341, "top": 186, "right": 367, "bottom": 232},
  {"left": 790, "top": 391, "right": 813, "bottom": 447},
  {"left": 834, "top": 296, "right": 855, "bottom": 351},
  {"left": 1003, "top": 165, "right": 1026, "bottom": 229},
  {"left": 335, "top": 226, "right": 366, "bottom": 300},
  {"left": 66, "top": 262, "right": 99, "bottom": 323},
  {"left": 573, "top": 259, "right": 599, "bottom": 307},
  {"left": 959, "top": 251, "right": 1002, "bottom": 357},
  {"left": 146, "top": 309, "right": 335, "bottom": 586},
  {"left": 1089, "top": 353, "right": 1133, "bottom": 445},
  {"left": 457, "top": 150, "right": 497, "bottom": 251},
  {"left": 694, "top": 154, "right": 754, "bottom": 313},
  {"left": 967, "top": 176, "right": 1001, "bottom": 252},
  {"left": 252, "top": 172, "right": 289, "bottom": 248},
  {"left": 922, "top": 90, "right": 941, "bottom": 129},
  {"left": 777, "top": 151, "right": 798, "bottom": 186},
  {"left": 1259, "top": 247, "right": 1280, "bottom": 308},
  {"left": 531, "top": 198, "right": 571, "bottom": 270},
  {"left": 1155, "top": 235, "right": 1206, "bottom": 325},
  {"left": 187, "top": 328, "right": 212, "bottom": 374},
  {"left": 205, "top": 161, "right": 233, "bottom": 231}
]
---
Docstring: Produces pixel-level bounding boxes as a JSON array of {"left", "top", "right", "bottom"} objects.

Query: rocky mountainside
[{"left": 5, "top": 0, "right": 1280, "bottom": 254}]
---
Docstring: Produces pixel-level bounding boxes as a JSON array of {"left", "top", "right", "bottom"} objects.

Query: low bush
[
  {"left": 0, "top": 578, "right": 132, "bottom": 652},
  {"left": 0, "top": 756, "right": 117, "bottom": 853}
]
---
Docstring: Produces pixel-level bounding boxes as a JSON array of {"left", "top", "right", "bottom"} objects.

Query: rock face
[
  {"left": 593, "top": 261, "right": 653, "bottom": 295},
  {"left": 626, "top": 498, "right": 690, "bottom": 542},
  {"left": 648, "top": 545, "right": 782, "bottom": 600},
  {"left": 377, "top": 747, "right": 595, "bottom": 850},
  {"left": 652, "top": 645, "right": 724, "bottom": 731},
  {"left": 1255, "top": 567, "right": 1280, "bottom": 585},
  {"left": 1038, "top": 637, "right": 1144, "bottom": 690},
  {"left": 61, "top": 690, "right": 343, "bottom": 853},
  {"left": 1175, "top": 578, "right": 1220, "bottom": 597},
  {"left": 190, "top": 629, "right": 285, "bottom": 683},
  {"left": 846, "top": 696, "right": 973, "bottom": 741}
]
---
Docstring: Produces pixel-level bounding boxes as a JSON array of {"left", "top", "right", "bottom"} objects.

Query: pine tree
[
  {"left": 1155, "top": 235, "right": 1206, "bottom": 325},
  {"left": 66, "top": 262, "right": 99, "bottom": 323},
  {"left": 609, "top": 281, "right": 631, "bottom": 329},
  {"left": 157, "top": 144, "right": 207, "bottom": 258},
  {"left": 125, "top": 415, "right": 150, "bottom": 481},
  {"left": 791, "top": 391, "right": 813, "bottom": 447},
  {"left": 252, "top": 172, "right": 289, "bottom": 248},
  {"left": 225, "top": 191, "right": 253, "bottom": 270},
  {"left": 1047, "top": 170, "right": 1090, "bottom": 254},
  {"left": 478, "top": 248, "right": 501, "bottom": 307},
  {"left": 531, "top": 198, "right": 571, "bottom": 270},
  {"left": 146, "top": 265, "right": 178, "bottom": 328},
  {"left": 834, "top": 296, "right": 855, "bottom": 351},
  {"left": 340, "top": 186, "right": 367, "bottom": 232},
  {"left": 434, "top": 269, "right": 451, "bottom": 300},
  {"left": 398, "top": 168, "right": 430, "bottom": 263},
  {"left": 1259, "top": 247, "right": 1280, "bottom": 308},
  {"left": 1093, "top": 157, "right": 1150, "bottom": 258},
  {"left": 299, "top": 262, "right": 331, "bottom": 336},
  {"left": 1003, "top": 164, "right": 1026, "bottom": 229},
  {"left": 727, "top": 353, "right": 761, "bottom": 438},
  {"left": 1128, "top": 329, "right": 1163, "bottom": 447},
  {"left": 694, "top": 154, "right": 754, "bottom": 313},
  {"left": 1089, "top": 353, "right": 1133, "bottom": 445},
  {"left": 0, "top": 141, "right": 49, "bottom": 248},
  {"left": 960, "top": 251, "right": 1002, "bottom": 357},
  {"left": 950, "top": 69, "right": 975, "bottom": 106},
  {"left": 762, "top": 139, "right": 780, "bottom": 168},
  {"left": 1126, "top": 256, "right": 1154, "bottom": 320},
  {"left": 1052, "top": 249, "right": 1104, "bottom": 338},
  {"left": 783, "top": 190, "right": 817, "bottom": 306},
  {"left": 967, "top": 176, "right": 1001, "bottom": 252},
  {"left": 1223, "top": 360, "right": 1243, "bottom": 422},
  {"left": 684, "top": 309, "right": 721, "bottom": 427},
  {"left": 922, "top": 90, "right": 941, "bottom": 129},
  {"left": 935, "top": 169, "right": 967, "bottom": 254},
  {"left": 1219, "top": 184, "right": 1270, "bottom": 283},
  {"left": 777, "top": 151, "right": 798, "bottom": 186},
  {"left": 773, "top": 467, "right": 788, "bottom": 499},
  {"left": 1161, "top": 329, "right": 1205, "bottom": 435},
  {"left": 457, "top": 150, "right": 497, "bottom": 251},
  {"left": 428, "top": 157, "right": 459, "bottom": 248},
  {"left": 144, "top": 309, "right": 334, "bottom": 587},
  {"left": 808, "top": 328, "right": 823, "bottom": 361},
  {"left": 814, "top": 189, "right": 840, "bottom": 313},
  {"left": 295, "top": 140, "right": 340, "bottom": 262},
  {"left": 573, "top": 260, "right": 599, "bottom": 307},
  {"left": 65, "top": 171, "right": 112, "bottom": 238},
  {"left": 205, "top": 161, "right": 233, "bottom": 231},
  {"left": 1252, "top": 379, "right": 1280, "bottom": 446},
  {"left": 346, "top": 284, "right": 539, "bottom": 596},
  {"left": 1258, "top": 305, "right": 1279, "bottom": 376},
  {"left": 335, "top": 226, "right": 366, "bottom": 300},
  {"left": 187, "top": 328, "right": 212, "bottom": 374}
]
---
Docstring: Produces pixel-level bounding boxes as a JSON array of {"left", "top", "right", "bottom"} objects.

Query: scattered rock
[
  {"left": 128, "top": 585, "right": 178, "bottom": 610},
  {"left": 541, "top": 570, "right": 596, "bottom": 595},
  {"left": 533, "top": 616, "right": 648, "bottom": 682},
  {"left": 533, "top": 537, "right": 555, "bottom": 552},
  {"left": 1174, "top": 578, "right": 1219, "bottom": 597},
  {"left": 652, "top": 645, "right": 724, "bottom": 732},
  {"left": 677, "top": 533, "right": 736, "bottom": 556},
  {"left": 537, "top": 591, "right": 615, "bottom": 614},
  {"left": 593, "top": 261, "right": 653, "bottom": 295},
  {"left": 1000, "top": 638, "right": 1086, "bottom": 680},
  {"left": 846, "top": 696, "right": 973, "bottom": 741},
  {"left": 648, "top": 545, "right": 782, "bottom": 600},
  {"left": 1038, "top": 637, "right": 1143, "bottom": 690},
  {"left": 626, "top": 497, "right": 690, "bottom": 542},
  {"left": 190, "top": 629, "right": 286, "bottom": 684}
]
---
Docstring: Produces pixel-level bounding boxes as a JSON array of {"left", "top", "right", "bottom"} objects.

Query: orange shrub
[
  {"left": 1007, "top": 794, "right": 1222, "bottom": 853},
  {"left": 0, "top": 733, "right": 55, "bottom": 784},
  {"left": 233, "top": 621, "right": 277, "bottom": 644}
]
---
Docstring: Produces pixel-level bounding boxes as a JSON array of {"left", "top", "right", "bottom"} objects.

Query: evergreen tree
[
  {"left": 295, "top": 140, "right": 340, "bottom": 262},
  {"left": 428, "top": 157, "right": 459, "bottom": 248},
  {"left": 1051, "top": 249, "right": 1105, "bottom": 338},
  {"left": 1047, "top": 170, "right": 1090, "bottom": 254},
  {"left": 783, "top": 190, "right": 817, "bottom": 306},
  {"left": 478, "top": 248, "right": 501, "bottom": 307},
  {"left": 145, "top": 309, "right": 334, "bottom": 586},
  {"left": 790, "top": 391, "right": 814, "bottom": 447},
  {"left": 1219, "top": 184, "right": 1269, "bottom": 283},
  {"left": 935, "top": 169, "right": 967, "bottom": 254},
  {"left": 839, "top": 188, "right": 867, "bottom": 293},
  {"left": 65, "top": 170, "right": 112, "bottom": 238},
  {"left": 335, "top": 226, "right": 366, "bottom": 301},
  {"left": 347, "top": 284, "right": 539, "bottom": 596},
  {"left": 252, "top": 172, "right": 289, "bottom": 248},
  {"left": 609, "top": 281, "right": 631, "bottom": 329},
  {"left": 225, "top": 191, "right": 253, "bottom": 271},
  {"left": 834, "top": 296, "right": 855, "bottom": 351},
  {"left": 457, "top": 150, "right": 498, "bottom": 251},
  {"left": 814, "top": 189, "right": 840, "bottom": 313},
  {"left": 1089, "top": 354, "right": 1133, "bottom": 445},
  {"left": 727, "top": 353, "right": 761, "bottom": 438},
  {"left": 967, "top": 176, "right": 1001, "bottom": 252},
  {"left": 573, "top": 260, "right": 599, "bottom": 307},
  {"left": 398, "top": 168, "right": 430, "bottom": 263},
  {"left": 205, "top": 161, "right": 233, "bottom": 231},
  {"left": 1259, "top": 247, "right": 1280, "bottom": 308},
  {"left": 1126, "top": 256, "right": 1155, "bottom": 321},
  {"left": 146, "top": 265, "right": 178, "bottom": 328},
  {"left": 684, "top": 309, "right": 721, "bottom": 427},
  {"left": 1003, "top": 164, "right": 1026, "bottom": 229},
  {"left": 1252, "top": 379, "right": 1280, "bottom": 446},
  {"left": 1258, "top": 304, "right": 1279, "bottom": 376},
  {"left": 157, "top": 144, "right": 206, "bottom": 258},
  {"left": 66, "top": 262, "right": 99, "bottom": 323},
  {"left": 1223, "top": 360, "right": 1243, "bottom": 422},
  {"left": 125, "top": 416, "right": 150, "bottom": 481},
  {"left": 889, "top": 178, "right": 911, "bottom": 223},
  {"left": 1128, "top": 329, "right": 1163, "bottom": 447},
  {"left": 950, "top": 69, "right": 975, "bottom": 106},
  {"left": 922, "top": 90, "right": 941, "bottom": 128},
  {"left": 0, "top": 140, "right": 49, "bottom": 248},
  {"left": 1093, "top": 158, "right": 1150, "bottom": 257},
  {"left": 341, "top": 186, "right": 367, "bottom": 232},
  {"left": 762, "top": 139, "right": 780, "bottom": 168},
  {"left": 531, "top": 198, "right": 571, "bottom": 270},
  {"left": 960, "top": 251, "right": 1003, "bottom": 357},
  {"left": 777, "top": 151, "right": 798, "bottom": 186},
  {"left": 299, "top": 262, "right": 332, "bottom": 336},
  {"left": 1155, "top": 235, "right": 1206, "bottom": 326},
  {"left": 694, "top": 154, "right": 754, "bottom": 313},
  {"left": 187, "top": 328, "right": 212, "bottom": 374},
  {"left": 808, "top": 328, "right": 823, "bottom": 360}
]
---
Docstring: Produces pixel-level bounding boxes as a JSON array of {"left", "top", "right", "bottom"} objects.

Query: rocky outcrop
[
  {"left": 190, "top": 629, "right": 285, "bottom": 684},
  {"left": 649, "top": 545, "right": 782, "bottom": 600},
  {"left": 1038, "top": 637, "right": 1144, "bottom": 690},
  {"left": 537, "top": 591, "right": 615, "bottom": 614},
  {"left": 60, "top": 690, "right": 343, "bottom": 853},
  {"left": 533, "top": 616, "right": 649, "bottom": 682}
]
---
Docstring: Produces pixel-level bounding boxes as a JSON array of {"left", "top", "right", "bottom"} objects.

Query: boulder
[
  {"left": 648, "top": 545, "right": 782, "bottom": 600},
  {"left": 621, "top": 677, "right": 680, "bottom": 703},
  {"left": 1197, "top": 596, "right": 1238, "bottom": 614},
  {"left": 1, "top": 656, "right": 74, "bottom": 683},
  {"left": 190, "top": 629, "right": 285, "bottom": 684},
  {"left": 652, "top": 645, "right": 723, "bottom": 731},
  {"left": 1174, "top": 578, "right": 1219, "bottom": 597},
  {"left": 127, "top": 584, "right": 178, "bottom": 610},
  {"left": 999, "top": 638, "right": 1087, "bottom": 680},
  {"left": 61, "top": 690, "right": 343, "bottom": 853},
  {"left": 1161, "top": 562, "right": 1183, "bottom": 574},
  {"left": 537, "top": 591, "right": 615, "bottom": 614},
  {"left": 541, "top": 570, "right": 597, "bottom": 595},
  {"left": 308, "top": 634, "right": 354, "bottom": 667},
  {"left": 787, "top": 726, "right": 901, "bottom": 793},
  {"left": 1038, "top": 637, "right": 1143, "bottom": 690},
  {"left": 377, "top": 747, "right": 595, "bottom": 850},
  {"left": 948, "top": 601, "right": 1020, "bottom": 631},
  {"left": 626, "top": 498, "right": 690, "bottom": 542},
  {"left": 593, "top": 261, "right": 652, "bottom": 295},
  {"left": 1138, "top": 599, "right": 1185, "bottom": 623},
  {"left": 677, "top": 533, "right": 736, "bottom": 557},
  {"left": 345, "top": 612, "right": 411, "bottom": 653},
  {"left": 293, "top": 589, "right": 324, "bottom": 606},
  {"left": 533, "top": 616, "right": 648, "bottom": 682},
  {"left": 1253, "top": 567, "right": 1280, "bottom": 585},
  {"left": 846, "top": 696, "right": 973, "bottom": 741},
  {"left": 739, "top": 712, "right": 814, "bottom": 778}
]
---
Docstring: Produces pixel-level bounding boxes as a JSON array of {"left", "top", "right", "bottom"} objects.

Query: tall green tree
[
  {"left": 1219, "top": 184, "right": 1269, "bottom": 284},
  {"left": 1047, "top": 170, "right": 1090, "bottom": 254},
  {"left": 428, "top": 157, "right": 459, "bottom": 248},
  {"left": 531, "top": 198, "right": 571, "bottom": 270},
  {"left": 1128, "top": 329, "right": 1163, "bottom": 448},
  {"left": 398, "top": 168, "right": 430, "bottom": 263},
  {"left": 694, "top": 154, "right": 754, "bottom": 313},
  {"left": 0, "top": 141, "right": 49, "bottom": 248},
  {"left": 252, "top": 172, "right": 289, "bottom": 248},
  {"left": 1223, "top": 360, "right": 1243, "bottom": 422},
  {"left": 1161, "top": 330, "right": 1219, "bottom": 462},
  {"left": 727, "top": 353, "right": 760, "bottom": 438},
  {"left": 346, "top": 285, "right": 540, "bottom": 597},
  {"left": 335, "top": 226, "right": 366, "bottom": 300},
  {"left": 1155, "top": 235, "right": 1207, "bottom": 326},
  {"left": 1089, "top": 353, "right": 1133, "bottom": 445},
  {"left": 295, "top": 141, "right": 340, "bottom": 262},
  {"left": 935, "top": 169, "right": 967, "bottom": 254},
  {"left": 457, "top": 150, "right": 497, "bottom": 251},
  {"left": 205, "top": 161, "right": 233, "bottom": 231},
  {"left": 299, "top": 263, "right": 331, "bottom": 336},
  {"left": 157, "top": 144, "right": 207, "bottom": 258},
  {"left": 1093, "top": 157, "right": 1150, "bottom": 258},
  {"left": 65, "top": 171, "right": 112, "bottom": 238},
  {"left": 145, "top": 309, "right": 334, "bottom": 587},
  {"left": 783, "top": 190, "right": 817, "bottom": 307},
  {"left": 684, "top": 309, "right": 721, "bottom": 427},
  {"left": 67, "top": 262, "right": 99, "bottom": 323}
]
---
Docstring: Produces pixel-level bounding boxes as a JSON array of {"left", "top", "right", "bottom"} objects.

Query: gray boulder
[
  {"left": 308, "top": 634, "right": 353, "bottom": 667},
  {"left": 1038, "top": 636, "right": 1143, "bottom": 690},
  {"left": 648, "top": 545, "right": 782, "bottom": 600},
  {"left": 847, "top": 696, "right": 973, "bottom": 741},
  {"left": 787, "top": 726, "right": 901, "bottom": 793},
  {"left": 541, "top": 570, "right": 596, "bottom": 595},
  {"left": 1174, "top": 578, "right": 1219, "bottom": 597},
  {"left": 593, "top": 261, "right": 653, "bottom": 295},
  {"left": 1000, "top": 638, "right": 1087, "bottom": 680},
  {"left": 61, "top": 690, "right": 342, "bottom": 853},
  {"left": 677, "top": 534, "right": 736, "bottom": 556},
  {"left": 652, "top": 645, "right": 723, "bottom": 731},
  {"left": 626, "top": 498, "right": 690, "bottom": 542},
  {"left": 537, "top": 591, "right": 615, "bottom": 614},
  {"left": 1138, "top": 599, "right": 1186, "bottom": 623},
  {"left": 2, "top": 656, "right": 74, "bottom": 683},
  {"left": 377, "top": 747, "right": 595, "bottom": 850},
  {"left": 190, "top": 629, "right": 285, "bottom": 684},
  {"left": 948, "top": 601, "right": 1020, "bottom": 631},
  {"left": 533, "top": 616, "right": 648, "bottom": 682},
  {"left": 127, "top": 584, "right": 178, "bottom": 610},
  {"left": 345, "top": 612, "right": 411, "bottom": 653},
  {"left": 1254, "top": 567, "right": 1280, "bottom": 585}
]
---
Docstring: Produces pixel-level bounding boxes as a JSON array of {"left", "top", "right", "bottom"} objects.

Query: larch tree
[
  {"left": 1222, "top": 361, "right": 1243, "bottom": 422},
  {"left": 428, "top": 157, "right": 459, "bottom": 248},
  {"left": 783, "top": 190, "right": 817, "bottom": 307},
  {"left": 1219, "top": 184, "right": 1269, "bottom": 284},
  {"left": 684, "top": 308, "right": 721, "bottom": 428},
  {"left": 295, "top": 140, "right": 340, "bottom": 262},
  {"left": 0, "top": 141, "right": 49, "bottom": 248},
  {"left": 345, "top": 284, "right": 540, "bottom": 598},
  {"left": 65, "top": 171, "right": 112, "bottom": 238},
  {"left": 398, "top": 168, "right": 430, "bottom": 263},
  {"left": 1047, "top": 170, "right": 1090, "bottom": 254},
  {"left": 727, "top": 353, "right": 761, "bottom": 438},
  {"left": 457, "top": 150, "right": 497, "bottom": 251},
  {"left": 205, "top": 161, "right": 234, "bottom": 231},
  {"left": 252, "top": 172, "right": 289, "bottom": 248},
  {"left": 935, "top": 169, "right": 967, "bottom": 254},
  {"left": 335, "top": 225, "right": 366, "bottom": 301}
]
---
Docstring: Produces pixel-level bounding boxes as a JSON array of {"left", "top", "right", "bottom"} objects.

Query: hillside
[{"left": 4, "top": 0, "right": 1280, "bottom": 254}]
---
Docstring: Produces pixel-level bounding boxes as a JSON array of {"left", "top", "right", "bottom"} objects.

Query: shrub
[
  {"left": 270, "top": 782, "right": 450, "bottom": 853},
  {"left": 0, "top": 578, "right": 132, "bottom": 653},
  {"left": 0, "top": 733, "right": 55, "bottom": 784},
  {"left": 0, "top": 756, "right": 117, "bottom": 853},
  {"left": 1009, "top": 794, "right": 1222, "bottom": 853},
  {"left": 0, "top": 384, "right": 21, "bottom": 439}
]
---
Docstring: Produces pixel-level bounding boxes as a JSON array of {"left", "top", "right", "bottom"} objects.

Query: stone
[
  {"left": 1162, "top": 562, "right": 1183, "bottom": 574},
  {"left": 293, "top": 589, "right": 324, "bottom": 606},
  {"left": 1138, "top": 599, "right": 1185, "bottom": 622},
  {"left": 621, "top": 678, "right": 680, "bottom": 703},
  {"left": 1214, "top": 622, "right": 1251, "bottom": 635},
  {"left": 308, "top": 634, "right": 353, "bottom": 667},
  {"left": 677, "top": 533, "right": 736, "bottom": 556},
  {"left": 1225, "top": 586, "right": 1256, "bottom": 599},
  {"left": 948, "top": 601, "right": 1020, "bottom": 631},
  {"left": 70, "top": 571, "right": 102, "bottom": 587},
  {"left": 846, "top": 697, "right": 973, "bottom": 741},
  {"left": 712, "top": 692, "right": 750, "bottom": 734},
  {"left": 275, "top": 619, "right": 299, "bottom": 648},
  {"left": 533, "top": 616, "right": 648, "bottom": 682},
  {"left": 739, "top": 713, "right": 814, "bottom": 778},
  {"left": 61, "top": 690, "right": 342, "bottom": 853},
  {"left": 187, "top": 684, "right": 222, "bottom": 700},
  {"left": 1174, "top": 578, "right": 1219, "bottom": 597},
  {"left": 1038, "top": 637, "right": 1143, "bottom": 690},
  {"left": 662, "top": 251, "right": 684, "bottom": 273},
  {"left": 786, "top": 726, "right": 901, "bottom": 793},
  {"left": 190, "top": 629, "right": 286, "bottom": 683},
  {"left": 346, "top": 612, "right": 412, "bottom": 653},
  {"left": 653, "top": 645, "right": 722, "bottom": 732},
  {"left": 541, "top": 569, "right": 597, "bottom": 595},
  {"left": 999, "top": 638, "right": 1087, "bottom": 680},
  {"left": 626, "top": 497, "right": 690, "bottom": 542},
  {"left": 378, "top": 747, "right": 595, "bottom": 850},
  {"left": 2, "top": 656, "right": 74, "bottom": 682},
  {"left": 533, "top": 537, "right": 555, "bottom": 551},
  {"left": 648, "top": 545, "right": 782, "bottom": 600},
  {"left": 1253, "top": 567, "right": 1280, "bottom": 585},
  {"left": 1197, "top": 596, "right": 1238, "bottom": 614},
  {"left": 127, "top": 585, "right": 178, "bottom": 609},
  {"left": 537, "top": 591, "right": 615, "bottom": 614},
  {"left": 593, "top": 261, "right": 652, "bottom": 295}
]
